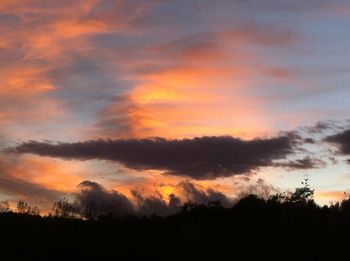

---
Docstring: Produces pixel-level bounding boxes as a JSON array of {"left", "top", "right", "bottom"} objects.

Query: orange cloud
[
  {"left": 0, "top": 65, "right": 53, "bottom": 94},
  {"left": 0, "top": 1, "right": 114, "bottom": 128},
  {"left": 92, "top": 24, "right": 301, "bottom": 140},
  {"left": 0, "top": 0, "right": 314, "bottom": 212},
  {"left": 0, "top": 63, "right": 64, "bottom": 126},
  {"left": 1, "top": 154, "right": 83, "bottom": 193},
  {"left": 96, "top": 62, "right": 270, "bottom": 139},
  {"left": 0, "top": 0, "right": 158, "bottom": 130}
]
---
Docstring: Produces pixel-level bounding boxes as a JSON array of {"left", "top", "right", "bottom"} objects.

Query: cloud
[
  {"left": 0, "top": 0, "right": 160, "bottom": 138},
  {"left": 180, "top": 181, "right": 232, "bottom": 207},
  {"left": 305, "top": 121, "right": 346, "bottom": 135},
  {"left": 91, "top": 23, "right": 302, "bottom": 139},
  {"left": 0, "top": 154, "right": 62, "bottom": 203},
  {"left": 131, "top": 189, "right": 181, "bottom": 217},
  {"left": 0, "top": 150, "right": 92, "bottom": 212},
  {"left": 74, "top": 180, "right": 232, "bottom": 217},
  {"left": 234, "top": 178, "right": 279, "bottom": 199},
  {"left": 1, "top": 0, "right": 349, "bottom": 207},
  {"left": 8, "top": 134, "right": 303, "bottom": 179},
  {"left": 0, "top": 176, "right": 61, "bottom": 202},
  {"left": 0, "top": 0, "right": 311, "bottom": 142},
  {"left": 325, "top": 129, "right": 350, "bottom": 155},
  {"left": 275, "top": 156, "right": 326, "bottom": 170},
  {"left": 75, "top": 180, "right": 135, "bottom": 217},
  {"left": 92, "top": 95, "right": 140, "bottom": 138}
]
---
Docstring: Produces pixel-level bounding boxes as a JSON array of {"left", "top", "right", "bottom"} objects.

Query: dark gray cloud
[
  {"left": 0, "top": 176, "right": 61, "bottom": 202},
  {"left": 74, "top": 180, "right": 232, "bottom": 217},
  {"left": 303, "top": 138, "right": 315, "bottom": 144},
  {"left": 275, "top": 156, "right": 326, "bottom": 170},
  {"left": 325, "top": 129, "right": 350, "bottom": 155},
  {"left": 181, "top": 181, "right": 232, "bottom": 208},
  {"left": 8, "top": 135, "right": 302, "bottom": 179},
  {"left": 75, "top": 180, "right": 135, "bottom": 218},
  {"left": 131, "top": 190, "right": 181, "bottom": 217},
  {"left": 305, "top": 121, "right": 342, "bottom": 134},
  {"left": 234, "top": 178, "right": 279, "bottom": 200}
]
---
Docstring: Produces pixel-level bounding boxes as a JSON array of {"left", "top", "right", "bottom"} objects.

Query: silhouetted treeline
[{"left": 1, "top": 181, "right": 350, "bottom": 260}]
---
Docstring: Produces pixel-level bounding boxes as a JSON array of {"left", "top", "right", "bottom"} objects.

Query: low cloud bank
[{"left": 72, "top": 180, "right": 234, "bottom": 218}]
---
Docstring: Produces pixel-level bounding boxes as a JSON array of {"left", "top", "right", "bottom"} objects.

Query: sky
[{"left": 1, "top": 0, "right": 350, "bottom": 212}]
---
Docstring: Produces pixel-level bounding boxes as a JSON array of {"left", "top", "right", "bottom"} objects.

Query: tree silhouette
[
  {"left": 0, "top": 200, "right": 10, "bottom": 213},
  {"left": 50, "top": 197, "right": 77, "bottom": 218},
  {"left": 16, "top": 200, "right": 40, "bottom": 215},
  {"left": 289, "top": 178, "right": 315, "bottom": 206}
]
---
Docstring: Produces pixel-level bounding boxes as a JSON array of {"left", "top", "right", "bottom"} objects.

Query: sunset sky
[{"left": 1, "top": 0, "right": 350, "bottom": 211}]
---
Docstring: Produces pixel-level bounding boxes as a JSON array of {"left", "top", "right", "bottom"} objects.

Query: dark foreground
[{"left": 2, "top": 195, "right": 350, "bottom": 261}]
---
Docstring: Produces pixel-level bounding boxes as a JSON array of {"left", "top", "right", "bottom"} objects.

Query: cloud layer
[
  {"left": 1, "top": 0, "right": 350, "bottom": 208},
  {"left": 0, "top": 157, "right": 66, "bottom": 213},
  {"left": 325, "top": 129, "right": 350, "bottom": 155},
  {"left": 8, "top": 134, "right": 306, "bottom": 179},
  {"left": 74, "top": 180, "right": 233, "bottom": 217}
]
